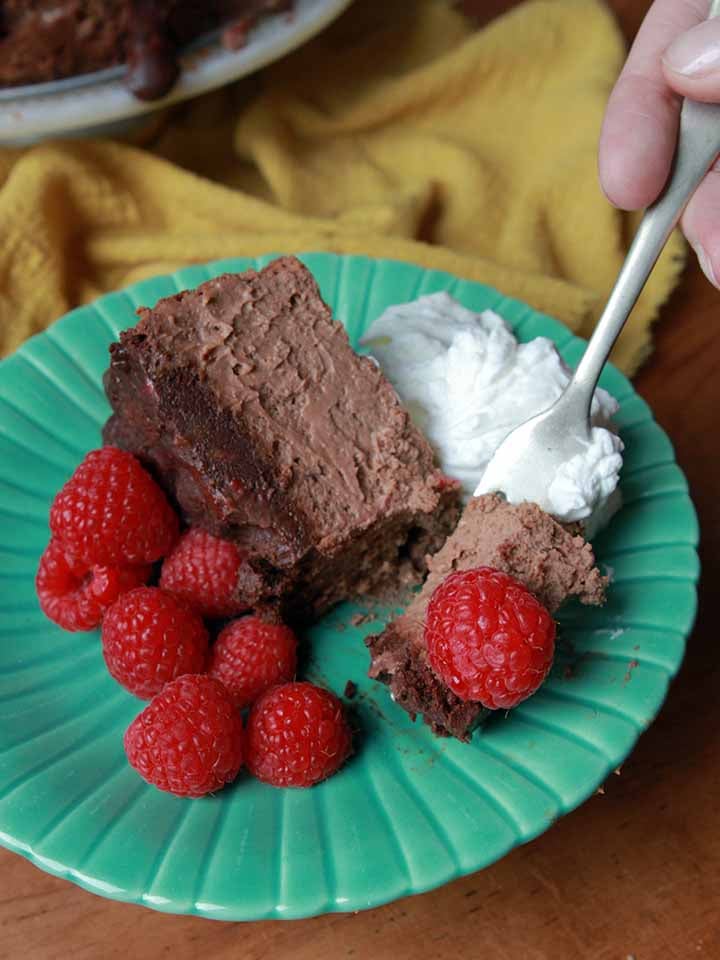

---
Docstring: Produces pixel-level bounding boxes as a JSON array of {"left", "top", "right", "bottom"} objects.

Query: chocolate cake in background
[
  {"left": 103, "top": 257, "right": 462, "bottom": 622},
  {"left": 0, "top": 0, "right": 292, "bottom": 100}
]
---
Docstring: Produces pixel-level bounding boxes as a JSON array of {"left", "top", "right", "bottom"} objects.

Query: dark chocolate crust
[
  {"left": 368, "top": 619, "right": 489, "bottom": 741},
  {"left": 103, "top": 256, "right": 461, "bottom": 621},
  {"left": 0, "top": 1, "right": 291, "bottom": 99},
  {"left": 366, "top": 493, "right": 607, "bottom": 740}
]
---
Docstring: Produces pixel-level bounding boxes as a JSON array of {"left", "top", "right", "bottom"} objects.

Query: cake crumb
[
  {"left": 222, "top": 17, "right": 252, "bottom": 50},
  {"left": 623, "top": 659, "right": 639, "bottom": 684},
  {"left": 344, "top": 680, "right": 358, "bottom": 700},
  {"left": 350, "top": 612, "right": 373, "bottom": 627}
]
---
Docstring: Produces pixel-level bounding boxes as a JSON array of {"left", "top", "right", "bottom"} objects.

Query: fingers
[
  {"left": 599, "top": 74, "right": 680, "bottom": 210},
  {"left": 599, "top": 0, "right": 707, "bottom": 210},
  {"left": 600, "top": 0, "right": 720, "bottom": 287},
  {"left": 662, "top": 18, "right": 720, "bottom": 100},
  {"left": 681, "top": 163, "right": 720, "bottom": 288}
]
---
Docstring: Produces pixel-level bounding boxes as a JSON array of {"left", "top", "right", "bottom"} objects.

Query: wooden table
[{"left": 2, "top": 2, "right": 719, "bottom": 957}]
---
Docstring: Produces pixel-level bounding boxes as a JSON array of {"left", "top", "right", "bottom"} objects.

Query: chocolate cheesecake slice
[
  {"left": 366, "top": 493, "right": 606, "bottom": 740},
  {"left": 103, "top": 257, "right": 461, "bottom": 621}
]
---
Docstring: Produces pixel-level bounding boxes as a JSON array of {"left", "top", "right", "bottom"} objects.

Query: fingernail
[
  {"left": 695, "top": 244, "right": 719, "bottom": 288},
  {"left": 664, "top": 21, "right": 720, "bottom": 77}
]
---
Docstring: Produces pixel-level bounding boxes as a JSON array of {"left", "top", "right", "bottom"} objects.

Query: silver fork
[{"left": 477, "top": 0, "right": 720, "bottom": 513}]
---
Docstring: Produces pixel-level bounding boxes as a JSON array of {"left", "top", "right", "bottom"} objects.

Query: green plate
[{"left": 0, "top": 254, "right": 699, "bottom": 920}]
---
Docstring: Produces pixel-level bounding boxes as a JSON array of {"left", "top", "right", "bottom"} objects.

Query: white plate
[{"left": 0, "top": 0, "right": 352, "bottom": 145}]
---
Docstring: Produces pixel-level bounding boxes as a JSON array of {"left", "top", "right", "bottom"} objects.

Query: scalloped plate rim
[{"left": 0, "top": 252, "right": 700, "bottom": 920}]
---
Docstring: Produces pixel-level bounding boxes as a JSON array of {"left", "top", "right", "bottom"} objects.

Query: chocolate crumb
[
  {"left": 350, "top": 611, "right": 378, "bottom": 628},
  {"left": 222, "top": 17, "right": 253, "bottom": 51},
  {"left": 344, "top": 680, "right": 358, "bottom": 699},
  {"left": 623, "top": 659, "right": 639, "bottom": 684}
]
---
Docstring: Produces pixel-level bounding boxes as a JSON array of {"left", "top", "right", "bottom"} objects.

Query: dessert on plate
[
  {"left": 366, "top": 493, "right": 606, "bottom": 740},
  {"left": 103, "top": 256, "right": 462, "bottom": 623},
  {"left": 361, "top": 292, "right": 624, "bottom": 537},
  {"left": 361, "top": 291, "right": 617, "bottom": 738},
  {"left": 31, "top": 255, "right": 629, "bottom": 796},
  {"left": 97, "top": 255, "right": 621, "bottom": 745},
  {"left": 0, "top": 1, "right": 292, "bottom": 100}
]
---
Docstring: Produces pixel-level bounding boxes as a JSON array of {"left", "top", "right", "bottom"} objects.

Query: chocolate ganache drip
[{"left": 126, "top": 0, "right": 180, "bottom": 100}]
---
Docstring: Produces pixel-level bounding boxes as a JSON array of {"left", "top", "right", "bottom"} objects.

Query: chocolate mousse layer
[
  {"left": 103, "top": 256, "right": 461, "bottom": 621},
  {"left": 366, "top": 493, "right": 606, "bottom": 740}
]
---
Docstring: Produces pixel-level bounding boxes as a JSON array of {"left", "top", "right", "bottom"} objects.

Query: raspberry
[
  {"left": 425, "top": 567, "right": 556, "bottom": 711},
  {"left": 35, "top": 538, "right": 151, "bottom": 632},
  {"left": 246, "top": 682, "right": 352, "bottom": 788},
  {"left": 124, "top": 675, "right": 244, "bottom": 797},
  {"left": 208, "top": 615, "right": 297, "bottom": 708},
  {"left": 49, "top": 446, "right": 179, "bottom": 566},
  {"left": 102, "top": 586, "right": 208, "bottom": 698},
  {"left": 159, "top": 528, "right": 249, "bottom": 619}
]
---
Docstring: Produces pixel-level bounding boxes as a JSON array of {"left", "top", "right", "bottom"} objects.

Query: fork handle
[{"left": 570, "top": 0, "right": 720, "bottom": 409}]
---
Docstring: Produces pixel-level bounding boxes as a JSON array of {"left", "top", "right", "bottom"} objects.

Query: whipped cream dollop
[{"left": 361, "top": 292, "right": 623, "bottom": 535}]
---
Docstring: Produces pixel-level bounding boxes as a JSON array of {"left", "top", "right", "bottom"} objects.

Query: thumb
[{"left": 662, "top": 18, "right": 720, "bottom": 101}]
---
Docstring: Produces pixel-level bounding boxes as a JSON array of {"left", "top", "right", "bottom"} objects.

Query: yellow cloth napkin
[{"left": 0, "top": 0, "right": 685, "bottom": 373}]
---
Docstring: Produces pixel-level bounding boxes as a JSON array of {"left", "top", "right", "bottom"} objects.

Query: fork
[{"left": 476, "top": 0, "right": 720, "bottom": 516}]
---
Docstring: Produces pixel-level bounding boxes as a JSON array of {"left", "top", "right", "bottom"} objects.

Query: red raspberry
[
  {"left": 208, "top": 615, "right": 297, "bottom": 708},
  {"left": 124, "top": 674, "right": 244, "bottom": 798},
  {"left": 246, "top": 682, "right": 352, "bottom": 788},
  {"left": 102, "top": 586, "right": 208, "bottom": 699},
  {"left": 49, "top": 446, "right": 179, "bottom": 566},
  {"left": 425, "top": 567, "right": 556, "bottom": 711},
  {"left": 35, "top": 538, "right": 151, "bottom": 632},
  {"left": 159, "top": 528, "right": 249, "bottom": 619}
]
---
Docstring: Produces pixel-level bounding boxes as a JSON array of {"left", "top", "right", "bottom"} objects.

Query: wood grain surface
[{"left": 2, "top": 2, "right": 719, "bottom": 958}]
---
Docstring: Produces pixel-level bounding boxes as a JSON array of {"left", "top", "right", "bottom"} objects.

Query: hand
[{"left": 599, "top": 0, "right": 720, "bottom": 288}]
